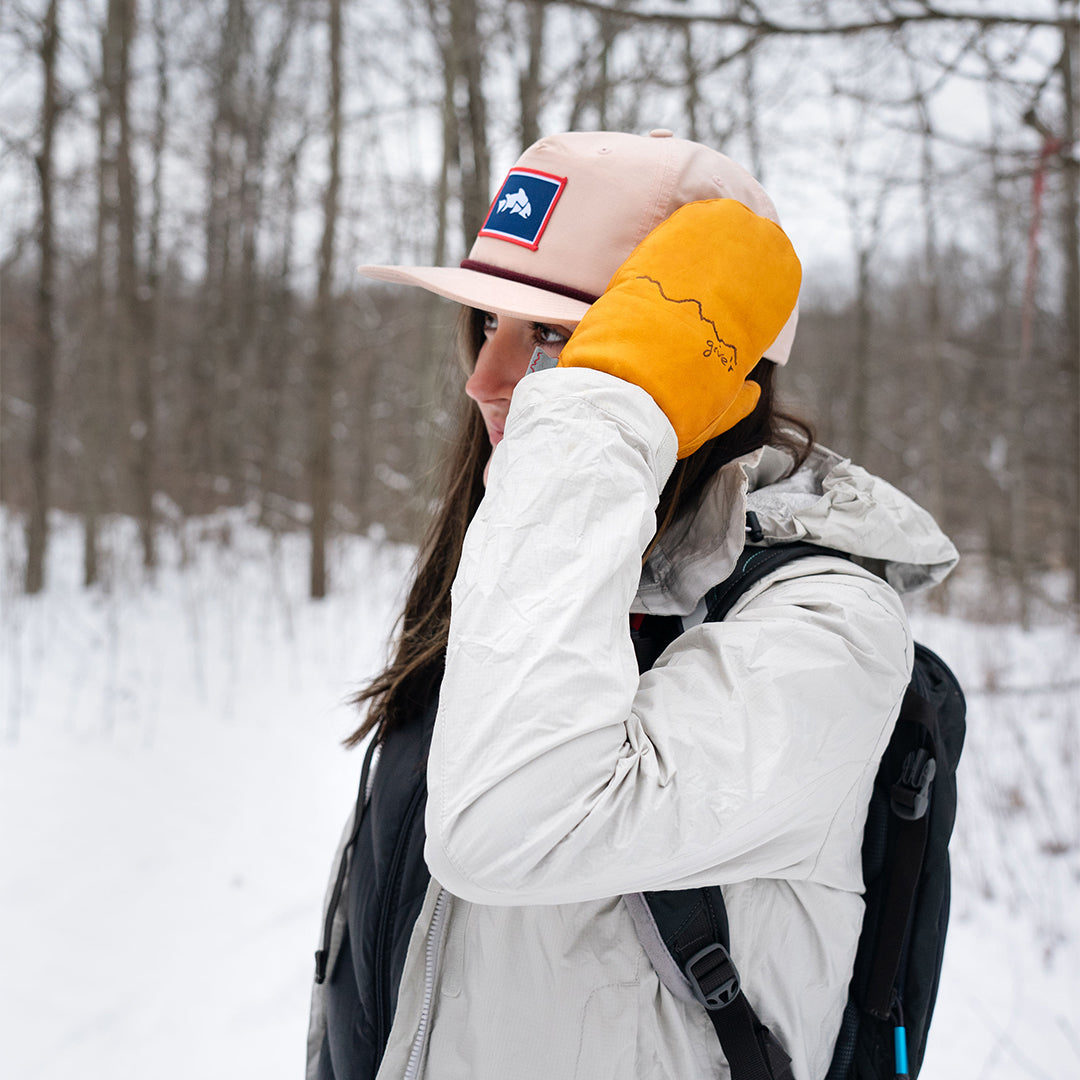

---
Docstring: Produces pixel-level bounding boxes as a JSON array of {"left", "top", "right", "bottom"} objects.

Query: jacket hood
[{"left": 635, "top": 442, "right": 959, "bottom": 616}]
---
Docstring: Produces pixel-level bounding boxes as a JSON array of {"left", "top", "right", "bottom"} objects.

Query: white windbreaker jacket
[{"left": 309, "top": 367, "right": 958, "bottom": 1080}]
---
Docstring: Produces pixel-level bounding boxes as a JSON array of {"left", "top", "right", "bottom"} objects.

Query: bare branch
[{"left": 538, "top": 0, "right": 1075, "bottom": 34}]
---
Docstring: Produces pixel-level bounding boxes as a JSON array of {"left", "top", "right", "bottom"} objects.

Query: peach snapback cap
[{"left": 358, "top": 129, "right": 798, "bottom": 365}]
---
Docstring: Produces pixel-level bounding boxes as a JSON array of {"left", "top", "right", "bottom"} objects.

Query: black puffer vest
[{"left": 316, "top": 694, "right": 437, "bottom": 1080}]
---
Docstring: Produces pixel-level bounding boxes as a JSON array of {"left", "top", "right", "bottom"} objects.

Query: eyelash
[
  {"left": 532, "top": 322, "right": 566, "bottom": 346},
  {"left": 482, "top": 313, "right": 567, "bottom": 347}
]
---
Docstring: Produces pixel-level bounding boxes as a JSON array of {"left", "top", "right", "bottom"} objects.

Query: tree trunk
[
  {"left": 140, "top": 0, "right": 172, "bottom": 567},
  {"left": 309, "top": 0, "right": 343, "bottom": 599},
  {"left": 918, "top": 122, "right": 949, "bottom": 612},
  {"left": 193, "top": 0, "right": 246, "bottom": 505},
  {"left": 682, "top": 24, "right": 701, "bottom": 143},
  {"left": 985, "top": 106, "right": 1018, "bottom": 573},
  {"left": 743, "top": 44, "right": 764, "bottom": 182},
  {"left": 239, "top": 0, "right": 298, "bottom": 510},
  {"left": 109, "top": 0, "right": 156, "bottom": 573},
  {"left": 850, "top": 245, "right": 872, "bottom": 464},
  {"left": 917, "top": 113, "right": 945, "bottom": 529},
  {"left": 259, "top": 132, "right": 304, "bottom": 530},
  {"left": 1060, "top": 3, "right": 1080, "bottom": 611},
  {"left": 83, "top": 0, "right": 135, "bottom": 586},
  {"left": 518, "top": 0, "right": 544, "bottom": 150},
  {"left": 25, "top": 0, "right": 60, "bottom": 595},
  {"left": 452, "top": 0, "right": 490, "bottom": 247},
  {"left": 84, "top": 54, "right": 108, "bottom": 588}
]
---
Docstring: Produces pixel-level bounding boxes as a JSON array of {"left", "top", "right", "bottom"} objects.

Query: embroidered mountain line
[{"left": 635, "top": 275, "right": 738, "bottom": 371}]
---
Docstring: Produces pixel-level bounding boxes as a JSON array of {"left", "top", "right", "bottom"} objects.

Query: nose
[{"left": 464, "top": 322, "right": 529, "bottom": 405}]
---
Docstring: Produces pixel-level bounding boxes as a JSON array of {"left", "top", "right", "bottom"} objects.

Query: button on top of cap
[{"left": 649, "top": 129, "right": 674, "bottom": 138}]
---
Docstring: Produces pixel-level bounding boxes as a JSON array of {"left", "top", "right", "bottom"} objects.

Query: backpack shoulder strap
[
  {"left": 639, "top": 540, "right": 848, "bottom": 1079},
  {"left": 703, "top": 541, "right": 849, "bottom": 622},
  {"left": 641, "top": 886, "right": 795, "bottom": 1080}
]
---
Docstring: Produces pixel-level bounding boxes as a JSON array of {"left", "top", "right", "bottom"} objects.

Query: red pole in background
[
  {"left": 1019, "top": 135, "right": 1063, "bottom": 372},
  {"left": 1011, "top": 131, "right": 1062, "bottom": 627}
]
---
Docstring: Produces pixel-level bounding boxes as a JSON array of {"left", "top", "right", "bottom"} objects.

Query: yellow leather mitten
[{"left": 557, "top": 199, "right": 801, "bottom": 458}]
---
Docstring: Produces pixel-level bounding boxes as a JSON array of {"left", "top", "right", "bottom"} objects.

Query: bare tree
[
  {"left": 80, "top": 0, "right": 139, "bottom": 586},
  {"left": 138, "top": 0, "right": 171, "bottom": 571},
  {"left": 566, "top": 1, "right": 632, "bottom": 131},
  {"left": 187, "top": 0, "right": 249, "bottom": 508},
  {"left": 1060, "top": 1, "right": 1080, "bottom": 610},
  {"left": 108, "top": 0, "right": 157, "bottom": 574},
  {"left": 24, "top": 0, "right": 60, "bottom": 595},
  {"left": 518, "top": 0, "right": 545, "bottom": 149},
  {"left": 681, "top": 23, "right": 701, "bottom": 143},
  {"left": 451, "top": 0, "right": 490, "bottom": 248},
  {"left": 421, "top": 0, "right": 459, "bottom": 269},
  {"left": 258, "top": 127, "right": 307, "bottom": 531},
  {"left": 235, "top": 0, "right": 302, "bottom": 508},
  {"left": 832, "top": 94, "right": 895, "bottom": 465},
  {"left": 309, "top": 0, "right": 343, "bottom": 599},
  {"left": 906, "top": 56, "right": 947, "bottom": 532}
]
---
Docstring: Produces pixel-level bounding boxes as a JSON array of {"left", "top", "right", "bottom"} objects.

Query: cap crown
[{"left": 469, "top": 130, "right": 783, "bottom": 303}]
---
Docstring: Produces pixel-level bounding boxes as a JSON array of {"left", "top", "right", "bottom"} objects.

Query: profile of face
[{"left": 465, "top": 312, "right": 574, "bottom": 483}]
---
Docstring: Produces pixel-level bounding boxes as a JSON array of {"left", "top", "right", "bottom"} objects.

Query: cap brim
[
  {"left": 357, "top": 262, "right": 796, "bottom": 366},
  {"left": 357, "top": 264, "right": 590, "bottom": 327}
]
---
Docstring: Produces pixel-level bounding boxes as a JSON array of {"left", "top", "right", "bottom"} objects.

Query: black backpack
[{"left": 629, "top": 542, "right": 966, "bottom": 1080}]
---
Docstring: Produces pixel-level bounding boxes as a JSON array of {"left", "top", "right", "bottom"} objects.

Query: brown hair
[{"left": 346, "top": 306, "right": 814, "bottom": 745}]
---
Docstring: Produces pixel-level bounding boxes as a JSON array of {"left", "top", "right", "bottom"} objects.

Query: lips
[{"left": 486, "top": 417, "right": 506, "bottom": 447}]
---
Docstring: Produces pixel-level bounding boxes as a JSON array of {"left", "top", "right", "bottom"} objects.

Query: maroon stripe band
[{"left": 459, "top": 259, "right": 599, "bottom": 306}]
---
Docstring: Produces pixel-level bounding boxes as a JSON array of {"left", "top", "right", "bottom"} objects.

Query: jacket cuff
[{"left": 506, "top": 366, "right": 679, "bottom": 490}]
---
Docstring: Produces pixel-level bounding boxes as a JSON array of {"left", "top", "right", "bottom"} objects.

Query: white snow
[{"left": 1, "top": 508, "right": 1077, "bottom": 1079}]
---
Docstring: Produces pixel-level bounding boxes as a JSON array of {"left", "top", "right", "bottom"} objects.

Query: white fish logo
[{"left": 497, "top": 187, "right": 532, "bottom": 218}]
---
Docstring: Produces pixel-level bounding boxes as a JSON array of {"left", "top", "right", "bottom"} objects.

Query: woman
[{"left": 307, "top": 131, "right": 957, "bottom": 1080}]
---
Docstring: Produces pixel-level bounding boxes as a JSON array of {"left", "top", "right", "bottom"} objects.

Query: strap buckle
[
  {"left": 890, "top": 748, "right": 937, "bottom": 821},
  {"left": 685, "top": 943, "right": 741, "bottom": 1011}
]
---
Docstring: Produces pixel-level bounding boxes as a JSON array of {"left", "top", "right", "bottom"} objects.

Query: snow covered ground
[{"left": 1, "top": 508, "right": 1077, "bottom": 1079}]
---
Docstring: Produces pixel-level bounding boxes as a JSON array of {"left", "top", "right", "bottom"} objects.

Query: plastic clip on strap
[
  {"left": 685, "top": 943, "right": 741, "bottom": 1010},
  {"left": 890, "top": 748, "right": 937, "bottom": 821},
  {"left": 866, "top": 737, "right": 938, "bottom": 1017},
  {"left": 653, "top": 889, "right": 793, "bottom": 1080}
]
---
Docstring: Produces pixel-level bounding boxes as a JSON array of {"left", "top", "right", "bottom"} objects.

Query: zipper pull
[
  {"left": 745, "top": 510, "right": 764, "bottom": 543},
  {"left": 889, "top": 995, "right": 910, "bottom": 1080},
  {"left": 890, "top": 997, "right": 910, "bottom": 1079},
  {"left": 893, "top": 1023, "right": 910, "bottom": 1079}
]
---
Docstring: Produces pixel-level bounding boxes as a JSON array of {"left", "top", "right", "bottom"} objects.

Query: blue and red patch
[{"left": 479, "top": 168, "right": 567, "bottom": 250}]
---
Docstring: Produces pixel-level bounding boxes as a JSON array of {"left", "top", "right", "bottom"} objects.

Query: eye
[
  {"left": 482, "top": 311, "right": 498, "bottom": 335},
  {"left": 532, "top": 322, "right": 570, "bottom": 350}
]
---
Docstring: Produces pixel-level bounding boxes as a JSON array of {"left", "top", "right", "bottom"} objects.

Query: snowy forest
[
  {"left": 1, "top": 1, "right": 1079, "bottom": 1079},
  {"left": 1, "top": 0, "right": 1078, "bottom": 611}
]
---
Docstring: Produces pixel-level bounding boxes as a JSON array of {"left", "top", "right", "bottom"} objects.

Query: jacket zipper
[
  {"left": 375, "top": 781, "right": 428, "bottom": 1049},
  {"left": 402, "top": 888, "right": 448, "bottom": 1080}
]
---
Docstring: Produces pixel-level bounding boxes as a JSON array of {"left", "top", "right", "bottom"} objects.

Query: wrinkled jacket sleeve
[{"left": 425, "top": 367, "right": 911, "bottom": 906}]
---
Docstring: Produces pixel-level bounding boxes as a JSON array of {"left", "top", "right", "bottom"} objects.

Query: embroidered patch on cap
[{"left": 478, "top": 168, "right": 567, "bottom": 250}]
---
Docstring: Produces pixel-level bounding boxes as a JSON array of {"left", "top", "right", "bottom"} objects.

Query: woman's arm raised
[{"left": 424, "top": 367, "right": 911, "bottom": 906}]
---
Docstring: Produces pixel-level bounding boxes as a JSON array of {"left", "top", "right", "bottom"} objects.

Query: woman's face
[{"left": 465, "top": 312, "right": 574, "bottom": 459}]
